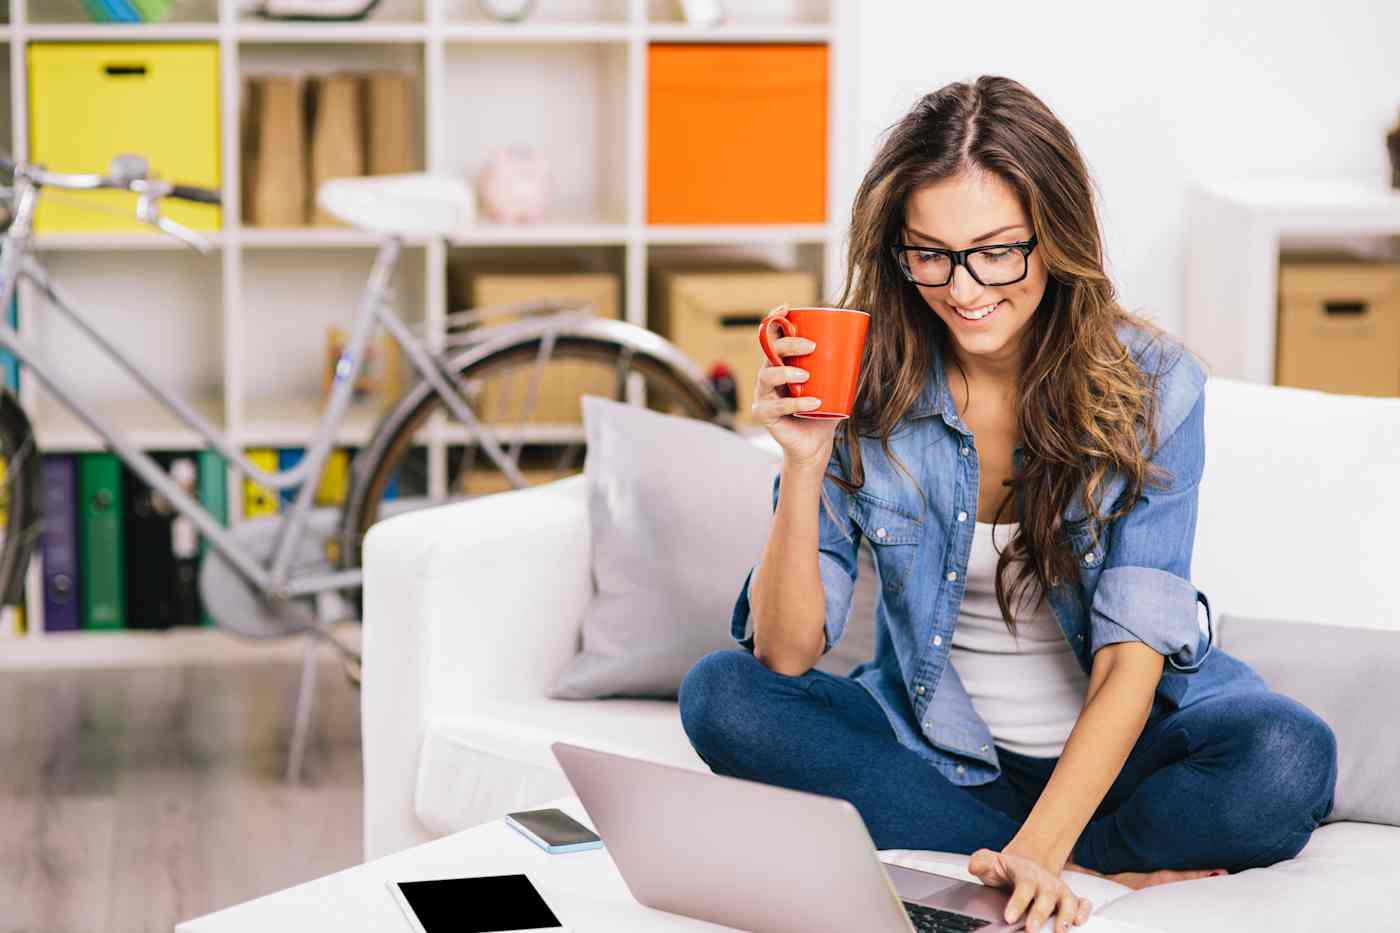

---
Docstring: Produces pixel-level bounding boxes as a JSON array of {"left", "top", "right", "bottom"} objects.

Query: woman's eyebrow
[{"left": 905, "top": 224, "right": 1023, "bottom": 246}]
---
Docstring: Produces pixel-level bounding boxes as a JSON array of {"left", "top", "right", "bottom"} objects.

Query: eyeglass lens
[{"left": 902, "top": 247, "right": 1025, "bottom": 286}]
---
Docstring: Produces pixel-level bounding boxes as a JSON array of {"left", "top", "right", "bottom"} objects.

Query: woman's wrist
[{"left": 783, "top": 446, "right": 832, "bottom": 473}]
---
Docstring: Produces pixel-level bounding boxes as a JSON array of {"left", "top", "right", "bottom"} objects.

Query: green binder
[
  {"left": 79, "top": 453, "right": 125, "bottom": 630},
  {"left": 196, "top": 448, "right": 227, "bottom": 627}
]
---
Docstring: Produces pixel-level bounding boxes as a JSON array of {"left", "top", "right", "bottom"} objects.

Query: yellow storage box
[{"left": 29, "top": 43, "right": 221, "bottom": 233}]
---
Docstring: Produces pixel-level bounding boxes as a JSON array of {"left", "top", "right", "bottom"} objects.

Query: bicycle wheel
[
  {"left": 0, "top": 392, "right": 42, "bottom": 614},
  {"left": 337, "top": 313, "right": 731, "bottom": 580}
]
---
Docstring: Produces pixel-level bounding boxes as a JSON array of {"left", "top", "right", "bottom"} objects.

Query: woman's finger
[
  {"left": 1023, "top": 880, "right": 1059, "bottom": 932},
  {"left": 1074, "top": 897, "right": 1094, "bottom": 925},
  {"left": 1054, "top": 886, "right": 1079, "bottom": 932},
  {"left": 752, "top": 396, "right": 822, "bottom": 422},
  {"left": 757, "top": 365, "right": 809, "bottom": 393},
  {"left": 1003, "top": 876, "right": 1038, "bottom": 926},
  {"left": 776, "top": 336, "right": 817, "bottom": 356}
]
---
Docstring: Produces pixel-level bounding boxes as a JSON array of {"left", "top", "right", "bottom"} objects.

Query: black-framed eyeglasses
[{"left": 890, "top": 233, "right": 1039, "bottom": 287}]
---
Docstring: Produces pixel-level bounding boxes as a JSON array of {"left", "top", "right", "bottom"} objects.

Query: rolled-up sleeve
[
  {"left": 1089, "top": 386, "right": 1214, "bottom": 673},
  {"left": 730, "top": 447, "right": 862, "bottom": 657}
]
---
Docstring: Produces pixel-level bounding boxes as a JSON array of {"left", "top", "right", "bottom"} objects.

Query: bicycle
[{"left": 0, "top": 154, "right": 733, "bottom": 780}]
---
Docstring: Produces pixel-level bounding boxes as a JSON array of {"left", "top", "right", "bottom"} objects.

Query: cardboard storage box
[
  {"left": 649, "top": 266, "right": 819, "bottom": 425},
  {"left": 1276, "top": 257, "right": 1400, "bottom": 397},
  {"left": 466, "top": 272, "right": 621, "bottom": 425},
  {"left": 647, "top": 43, "right": 827, "bottom": 224},
  {"left": 29, "top": 43, "right": 221, "bottom": 233}
]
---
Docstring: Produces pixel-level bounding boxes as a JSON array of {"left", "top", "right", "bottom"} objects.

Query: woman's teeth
[{"left": 952, "top": 301, "right": 1001, "bottom": 321}]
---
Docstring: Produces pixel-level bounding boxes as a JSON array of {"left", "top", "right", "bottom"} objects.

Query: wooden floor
[{"left": 0, "top": 654, "right": 364, "bottom": 933}]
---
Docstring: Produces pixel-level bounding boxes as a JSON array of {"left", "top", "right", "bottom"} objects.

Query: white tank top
[{"left": 947, "top": 520, "right": 1088, "bottom": 759}]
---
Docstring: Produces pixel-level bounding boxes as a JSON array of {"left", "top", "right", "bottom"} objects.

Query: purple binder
[{"left": 40, "top": 454, "right": 80, "bottom": 632}]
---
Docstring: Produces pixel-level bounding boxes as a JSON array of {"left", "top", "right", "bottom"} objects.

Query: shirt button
[
  {"left": 876, "top": 527, "right": 886, "bottom": 539},
  {"left": 916, "top": 685, "right": 926, "bottom": 695},
  {"left": 980, "top": 744, "right": 989, "bottom": 752},
  {"left": 923, "top": 721, "right": 931, "bottom": 729},
  {"left": 960, "top": 446, "right": 970, "bottom": 456},
  {"left": 1076, "top": 634, "right": 1084, "bottom": 642},
  {"left": 1084, "top": 552, "right": 1097, "bottom": 566},
  {"left": 956, "top": 765, "right": 966, "bottom": 774},
  {"left": 946, "top": 570, "right": 957, "bottom": 582},
  {"left": 932, "top": 635, "right": 942, "bottom": 646},
  {"left": 957, "top": 511, "right": 967, "bottom": 522}
]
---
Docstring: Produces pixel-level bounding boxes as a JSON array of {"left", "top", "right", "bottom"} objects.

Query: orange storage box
[{"left": 647, "top": 43, "right": 827, "bottom": 224}]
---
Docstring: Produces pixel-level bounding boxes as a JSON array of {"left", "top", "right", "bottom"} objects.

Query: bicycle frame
[{"left": 0, "top": 172, "right": 538, "bottom": 607}]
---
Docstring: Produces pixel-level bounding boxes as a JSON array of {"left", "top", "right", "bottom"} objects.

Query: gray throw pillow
[
  {"left": 1218, "top": 613, "right": 1400, "bottom": 827},
  {"left": 547, "top": 396, "right": 875, "bottom": 700}
]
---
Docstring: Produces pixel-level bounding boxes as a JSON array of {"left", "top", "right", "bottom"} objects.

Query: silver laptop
[{"left": 551, "top": 741, "right": 1028, "bottom": 932}]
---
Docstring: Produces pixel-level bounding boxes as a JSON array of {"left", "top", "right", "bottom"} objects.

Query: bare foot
[{"left": 1064, "top": 862, "right": 1227, "bottom": 890}]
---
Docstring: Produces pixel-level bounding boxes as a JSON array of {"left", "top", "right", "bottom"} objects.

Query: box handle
[
  {"left": 1323, "top": 301, "right": 1366, "bottom": 316},
  {"left": 103, "top": 64, "right": 148, "bottom": 77}
]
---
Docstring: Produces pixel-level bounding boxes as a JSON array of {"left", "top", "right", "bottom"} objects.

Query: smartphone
[
  {"left": 386, "top": 873, "right": 569, "bottom": 933},
  {"left": 503, "top": 807, "right": 603, "bottom": 854}
]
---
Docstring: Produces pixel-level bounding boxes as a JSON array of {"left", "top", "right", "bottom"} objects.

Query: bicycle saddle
[{"left": 316, "top": 172, "right": 477, "bottom": 237}]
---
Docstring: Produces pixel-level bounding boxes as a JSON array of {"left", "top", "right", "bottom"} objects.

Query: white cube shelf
[{"left": 1, "top": 0, "right": 849, "bottom": 646}]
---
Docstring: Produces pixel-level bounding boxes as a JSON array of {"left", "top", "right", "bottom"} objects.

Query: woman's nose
[{"left": 947, "top": 264, "right": 985, "bottom": 304}]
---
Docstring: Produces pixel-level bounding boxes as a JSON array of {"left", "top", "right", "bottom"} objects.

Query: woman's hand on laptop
[{"left": 967, "top": 846, "right": 1092, "bottom": 932}]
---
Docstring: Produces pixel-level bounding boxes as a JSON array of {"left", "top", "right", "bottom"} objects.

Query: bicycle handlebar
[
  {"left": 2, "top": 154, "right": 222, "bottom": 205},
  {"left": 168, "top": 184, "right": 222, "bottom": 205},
  {"left": 1, "top": 153, "right": 222, "bottom": 252}
]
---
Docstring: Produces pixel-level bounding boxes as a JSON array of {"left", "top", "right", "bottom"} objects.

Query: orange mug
[{"left": 758, "top": 306, "right": 871, "bottom": 420}]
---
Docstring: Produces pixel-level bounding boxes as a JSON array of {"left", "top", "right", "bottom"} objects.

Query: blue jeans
[{"left": 678, "top": 649, "right": 1338, "bottom": 875}]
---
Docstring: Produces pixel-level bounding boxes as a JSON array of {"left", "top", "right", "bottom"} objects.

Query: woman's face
[{"left": 901, "top": 171, "right": 1048, "bottom": 369}]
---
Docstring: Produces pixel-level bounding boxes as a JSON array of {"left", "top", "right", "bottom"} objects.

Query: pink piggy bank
[{"left": 475, "top": 147, "right": 552, "bottom": 224}]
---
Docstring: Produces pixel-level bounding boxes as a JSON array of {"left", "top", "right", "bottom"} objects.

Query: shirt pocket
[
  {"left": 1063, "top": 517, "right": 1107, "bottom": 586},
  {"left": 848, "top": 492, "right": 922, "bottom": 594}
]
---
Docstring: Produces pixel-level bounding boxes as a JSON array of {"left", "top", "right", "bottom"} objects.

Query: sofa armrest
[{"left": 361, "top": 473, "right": 591, "bottom": 859}]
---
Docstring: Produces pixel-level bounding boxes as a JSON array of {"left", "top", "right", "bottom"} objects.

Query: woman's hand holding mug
[
  {"left": 753, "top": 305, "right": 836, "bottom": 466},
  {"left": 754, "top": 304, "right": 871, "bottom": 468}
]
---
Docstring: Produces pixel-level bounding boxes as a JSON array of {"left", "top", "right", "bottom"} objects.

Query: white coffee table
[{"left": 176, "top": 793, "right": 1158, "bottom": 933}]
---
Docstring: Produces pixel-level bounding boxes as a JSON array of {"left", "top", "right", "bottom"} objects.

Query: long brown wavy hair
[{"left": 828, "top": 75, "right": 1176, "bottom": 636}]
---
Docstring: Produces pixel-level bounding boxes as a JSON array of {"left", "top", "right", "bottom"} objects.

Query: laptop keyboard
[{"left": 902, "top": 900, "right": 993, "bottom": 932}]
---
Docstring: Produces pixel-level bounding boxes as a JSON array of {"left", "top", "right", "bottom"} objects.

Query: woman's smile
[{"left": 949, "top": 299, "right": 1006, "bottom": 323}]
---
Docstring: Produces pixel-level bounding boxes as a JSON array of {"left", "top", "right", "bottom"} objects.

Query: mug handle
[{"left": 758, "top": 312, "right": 797, "bottom": 368}]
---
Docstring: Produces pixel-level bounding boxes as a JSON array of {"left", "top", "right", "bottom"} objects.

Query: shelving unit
[
  {"left": 1, "top": 0, "right": 849, "bottom": 653},
  {"left": 1184, "top": 179, "right": 1400, "bottom": 384}
]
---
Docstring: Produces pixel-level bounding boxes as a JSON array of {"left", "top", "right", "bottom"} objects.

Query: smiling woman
[{"left": 679, "top": 74, "right": 1338, "bottom": 933}]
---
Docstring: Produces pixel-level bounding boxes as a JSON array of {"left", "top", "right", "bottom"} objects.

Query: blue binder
[{"left": 40, "top": 455, "right": 81, "bottom": 632}]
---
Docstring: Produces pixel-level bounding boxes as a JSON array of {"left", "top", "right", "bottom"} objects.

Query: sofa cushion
[
  {"left": 1218, "top": 613, "right": 1400, "bottom": 827},
  {"left": 1091, "top": 820, "right": 1400, "bottom": 932},
  {"left": 1193, "top": 379, "right": 1400, "bottom": 629},
  {"left": 547, "top": 395, "right": 875, "bottom": 699}
]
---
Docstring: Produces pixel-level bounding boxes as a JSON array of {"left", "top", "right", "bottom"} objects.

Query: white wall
[{"left": 844, "top": 1, "right": 1400, "bottom": 337}]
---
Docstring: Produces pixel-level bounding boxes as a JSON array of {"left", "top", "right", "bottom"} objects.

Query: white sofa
[{"left": 361, "top": 376, "right": 1400, "bottom": 931}]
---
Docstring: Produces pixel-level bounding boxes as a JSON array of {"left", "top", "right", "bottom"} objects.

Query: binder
[
  {"left": 123, "top": 453, "right": 201, "bottom": 629},
  {"left": 196, "top": 448, "right": 227, "bottom": 627},
  {"left": 277, "top": 447, "right": 304, "bottom": 506},
  {"left": 243, "top": 448, "right": 279, "bottom": 517},
  {"left": 40, "top": 454, "right": 81, "bottom": 632},
  {"left": 79, "top": 453, "right": 125, "bottom": 630},
  {"left": 0, "top": 453, "right": 21, "bottom": 636},
  {"left": 169, "top": 455, "right": 201, "bottom": 628},
  {"left": 315, "top": 448, "right": 350, "bottom": 505},
  {"left": 0, "top": 295, "right": 19, "bottom": 394}
]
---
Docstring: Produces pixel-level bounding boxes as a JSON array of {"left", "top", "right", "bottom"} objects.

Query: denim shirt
[{"left": 730, "top": 320, "right": 1268, "bottom": 787}]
